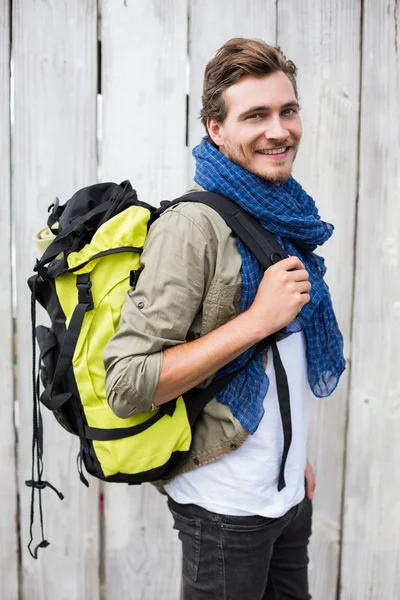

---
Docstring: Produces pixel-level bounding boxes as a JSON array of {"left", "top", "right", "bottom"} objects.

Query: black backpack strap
[
  {"left": 26, "top": 275, "right": 64, "bottom": 560},
  {"left": 40, "top": 274, "right": 94, "bottom": 411},
  {"left": 271, "top": 337, "right": 293, "bottom": 491},
  {"left": 168, "top": 191, "right": 292, "bottom": 492}
]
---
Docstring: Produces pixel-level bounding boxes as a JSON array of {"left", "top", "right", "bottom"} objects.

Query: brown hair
[{"left": 200, "top": 38, "right": 298, "bottom": 134}]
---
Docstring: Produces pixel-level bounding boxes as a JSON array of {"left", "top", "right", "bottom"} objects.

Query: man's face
[{"left": 207, "top": 71, "right": 302, "bottom": 184}]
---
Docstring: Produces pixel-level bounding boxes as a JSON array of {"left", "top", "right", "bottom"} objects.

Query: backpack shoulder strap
[
  {"left": 172, "top": 191, "right": 289, "bottom": 270},
  {"left": 175, "top": 191, "right": 292, "bottom": 492}
]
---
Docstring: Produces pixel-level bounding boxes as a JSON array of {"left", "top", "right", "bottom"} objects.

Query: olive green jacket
[{"left": 104, "top": 193, "right": 254, "bottom": 485}]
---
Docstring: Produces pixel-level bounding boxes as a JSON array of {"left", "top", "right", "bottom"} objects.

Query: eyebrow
[{"left": 238, "top": 101, "right": 300, "bottom": 119}]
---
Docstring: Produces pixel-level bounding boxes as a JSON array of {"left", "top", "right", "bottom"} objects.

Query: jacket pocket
[{"left": 201, "top": 281, "right": 241, "bottom": 335}]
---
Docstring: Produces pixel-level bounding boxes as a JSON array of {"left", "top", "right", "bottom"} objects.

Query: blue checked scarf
[{"left": 193, "top": 139, "right": 346, "bottom": 434}]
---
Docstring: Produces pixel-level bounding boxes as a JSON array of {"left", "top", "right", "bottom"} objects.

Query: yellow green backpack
[{"left": 27, "top": 180, "right": 286, "bottom": 557}]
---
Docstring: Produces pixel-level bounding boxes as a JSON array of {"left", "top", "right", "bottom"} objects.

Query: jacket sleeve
[{"left": 103, "top": 205, "right": 216, "bottom": 418}]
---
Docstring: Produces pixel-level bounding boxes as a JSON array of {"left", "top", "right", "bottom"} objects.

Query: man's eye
[
  {"left": 282, "top": 108, "right": 296, "bottom": 115},
  {"left": 246, "top": 113, "right": 261, "bottom": 120}
]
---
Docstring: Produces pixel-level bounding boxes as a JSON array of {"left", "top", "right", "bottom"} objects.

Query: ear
[{"left": 206, "top": 118, "right": 225, "bottom": 147}]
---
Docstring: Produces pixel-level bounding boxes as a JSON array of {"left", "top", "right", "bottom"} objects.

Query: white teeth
[{"left": 258, "top": 147, "right": 287, "bottom": 155}]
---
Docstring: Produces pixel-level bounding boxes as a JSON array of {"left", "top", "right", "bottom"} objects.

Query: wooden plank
[
  {"left": 278, "top": 2, "right": 361, "bottom": 598},
  {"left": 0, "top": 2, "right": 19, "bottom": 599},
  {"left": 340, "top": 1, "right": 400, "bottom": 598},
  {"left": 101, "top": 0, "right": 187, "bottom": 204},
  {"left": 100, "top": 1, "right": 187, "bottom": 598},
  {"left": 188, "top": 0, "right": 277, "bottom": 180},
  {"left": 12, "top": 2, "right": 100, "bottom": 598}
]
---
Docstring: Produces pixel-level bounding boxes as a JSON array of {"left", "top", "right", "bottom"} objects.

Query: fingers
[
  {"left": 306, "top": 477, "right": 314, "bottom": 501},
  {"left": 300, "top": 293, "right": 311, "bottom": 305},
  {"left": 290, "top": 268, "right": 309, "bottom": 282},
  {"left": 305, "top": 460, "right": 316, "bottom": 500},
  {"left": 296, "top": 283, "right": 311, "bottom": 306},
  {"left": 279, "top": 256, "right": 305, "bottom": 271},
  {"left": 299, "top": 279, "right": 312, "bottom": 305},
  {"left": 297, "top": 280, "right": 312, "bottom": 294},
  {"left": 268, "top": 257, "right": 309, "bottom": 282}
]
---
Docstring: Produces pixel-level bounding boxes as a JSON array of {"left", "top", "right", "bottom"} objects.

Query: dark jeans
[{"left": 167, "top": 494, "right": 312, "bottom": 600}]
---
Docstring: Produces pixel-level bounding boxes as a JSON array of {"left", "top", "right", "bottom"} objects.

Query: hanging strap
[
  {"left": 271, "top": 337, "right": 293, "bottom": 491},
  {"left": 27, "top": 273, "right": 94, "bottom": 558},
  {"left": 26, "top": 275, "right": 64, "bottom": 560}
]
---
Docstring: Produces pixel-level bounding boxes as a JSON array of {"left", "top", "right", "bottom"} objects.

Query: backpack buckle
[
  {"left": 48, "top": 196, "right": 60, "bottom": 215},
  {"left": 76, "top": 274, "right": 94, "bottom": 310},
  {"left": 270, "top": 251, "right": 285, "bottom": 264}
]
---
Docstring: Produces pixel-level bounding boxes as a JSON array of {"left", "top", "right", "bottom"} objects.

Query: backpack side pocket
[{"left": 36, "top": 325, "right": 58, "bottom": 388}]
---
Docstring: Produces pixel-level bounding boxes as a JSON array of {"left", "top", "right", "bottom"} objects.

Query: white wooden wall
[
  {"left": 341, "top": 1, "right": 400, "bottom": 598},
  {"left": 0, "top": 2, "right": 19, "bottom": 599},
  {"left": 278, "top": 2, "right": 361, "bottom": 597},
  {"left": 1, "top": 1, "right": 399, "bottom": 598},
  {"left": 12, "top": 2, "right": 99, "bottom": 599}
]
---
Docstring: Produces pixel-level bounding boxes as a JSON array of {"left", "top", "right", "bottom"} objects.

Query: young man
[{"left": 104, "top": 38, "right": 345, "bottom": 600}]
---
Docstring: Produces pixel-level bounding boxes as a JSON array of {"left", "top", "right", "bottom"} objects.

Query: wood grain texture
[
  {"left": 278, "top": 2, "right": 361, "bottom": 598},
  {"left": 0, "top": 2, "right": 19, "bottom": 599},
  {"left": 101, "top": 0, "right": 187, "bottom": 205},
  {"left": 12, "top": 2, "right": 100, "bottom": 598},
  {"left": 188, "top": 0, "right": 277, "bottom": 180},
  {"left": 100, "top": 1, "right": 187, "bottom": 598},
  {"left": 340, "top": 1, "right": 400, "bottom": 598}
]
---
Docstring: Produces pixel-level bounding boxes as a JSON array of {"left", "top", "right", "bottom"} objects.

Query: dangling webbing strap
[{"left": 26, "top": 276, "right": 64, "bottom": 559}]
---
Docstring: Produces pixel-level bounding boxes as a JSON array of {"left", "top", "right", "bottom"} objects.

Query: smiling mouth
[{"left": 256, "top": 146, "right": 290, "bottom": 158}]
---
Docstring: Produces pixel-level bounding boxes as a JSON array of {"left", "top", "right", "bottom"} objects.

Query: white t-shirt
[{"left": 165, "top": 332, "right": 310, "bottom": 518}]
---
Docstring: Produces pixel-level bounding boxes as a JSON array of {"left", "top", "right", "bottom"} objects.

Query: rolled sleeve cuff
[{"left": 106, "top": 351, "right": 163, "bottom": 418}]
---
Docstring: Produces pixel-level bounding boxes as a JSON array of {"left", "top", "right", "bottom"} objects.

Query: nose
[{"left": 264, "top": 116, "right": 289, "bottom": 142}]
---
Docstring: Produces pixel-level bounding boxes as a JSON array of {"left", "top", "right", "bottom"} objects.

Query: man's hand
[
  {"left": 154, "top": 258, "right": 310, "bottom": 407},
  {"left": 305, "top": 460, "right": 316, "bottom": 500},
  {"left": 246, "top": 256, "right": 311, "bottom": 339}
]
